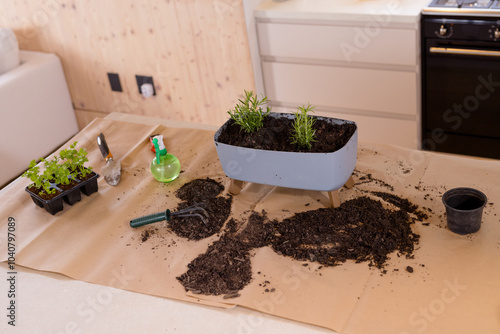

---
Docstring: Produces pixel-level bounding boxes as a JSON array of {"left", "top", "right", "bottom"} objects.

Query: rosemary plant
[
  {"left": 227, "top": 90, "right": 271, "bottom": 133},
  {"left": 290, "top": 104, "right": 316, "bottom": 150}
]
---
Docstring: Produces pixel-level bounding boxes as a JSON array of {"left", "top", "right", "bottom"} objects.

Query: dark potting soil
[
  {"left": 58, "top": 179, "right": 79, "bottom": 191},
  {"left": 169, "top": 196, "right": 233, "bottom": 240},
  {"left": 137, "top": 178, "right": 232, "bottom": 242},
  {"left": 27, "top": 184, "right": 61, "bottom": 200},
  {"left": 175, "top": 177, "right": 225, "bottom": 203},
  {"left": 171, "top": 178, "right": 232, "bottom": 241},
  {"left": 177, "top": 213, "right": 266, "bottom": 297},
  {"left": 269, "top": 196, "right": 420, "bottom": 269},
  {"left": 177, "top": 190, "right": 423, "bottom": 297},
  {"left": 353, "top": 170, "right": 394, "bottom": 191},
  {"left": 216, "top": 116, "right": 357, "bottom": 153},
  {"left": 371, "top": 191, "right": 429, "bottom": 221},
  {"left": 177, "top": 233, "right": 252, "bottom": 296}
]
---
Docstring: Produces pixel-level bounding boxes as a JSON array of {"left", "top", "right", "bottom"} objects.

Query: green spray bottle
[{"left": 150, "top": 136, "right": 180, "bottom": 182}]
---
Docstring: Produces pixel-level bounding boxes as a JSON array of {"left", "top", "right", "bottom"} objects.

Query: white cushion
[{"left": 0, "top": 28, "right": 20, "bottom": 75}]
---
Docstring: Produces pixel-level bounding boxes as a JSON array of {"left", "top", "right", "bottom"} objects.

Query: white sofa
[{"left": 0, "top": 50, "right": 78, "bottom": 188}]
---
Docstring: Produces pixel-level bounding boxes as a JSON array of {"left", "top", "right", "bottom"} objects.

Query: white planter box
[{"left": 214, "top": 113, "right": 357, "bottom": 192}]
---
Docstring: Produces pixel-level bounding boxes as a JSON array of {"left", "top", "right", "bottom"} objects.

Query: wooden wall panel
[{"left": 0, "top": 0, "right": 255, "bottom": 126}]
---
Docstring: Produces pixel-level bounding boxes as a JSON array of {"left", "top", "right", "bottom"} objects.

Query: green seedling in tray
[
  {"left": 59, "top": 141, "right": 92, "bottom": 178},
  {"left": 22, "top": 141, "right": 92, "bottom": 195},
  {"left": 22, "top": 159, "right": 54, "bottom": 195}
]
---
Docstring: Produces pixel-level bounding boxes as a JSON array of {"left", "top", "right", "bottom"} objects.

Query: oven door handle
[{"left": 429, "top": 46, "right": 500, "bottom": 57}]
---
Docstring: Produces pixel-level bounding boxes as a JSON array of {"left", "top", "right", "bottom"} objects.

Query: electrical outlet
[
  {"left": 135, "top": 75, "right": 156, "bottom": 96},
  {"left": 107, "top": 73, "right": 122, "bottom": 92}
]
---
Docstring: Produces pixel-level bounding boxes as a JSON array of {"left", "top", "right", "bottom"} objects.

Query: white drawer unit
[
  {"left": 257, "top": 22, "right": 417, "bottom": 66},
  {"left": 262, "top": 62, "right": 417, "bottom": 116},
  {"left": 255, "top": 17, "right": 421, "bottom": 149},
  {"left": 271, "top": 104, "right": 418, "bottom": 149}
]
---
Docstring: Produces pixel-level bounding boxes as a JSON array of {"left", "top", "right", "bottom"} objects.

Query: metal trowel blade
[{"left": 102, "top": 159, "right": 121, "bottom": 186}]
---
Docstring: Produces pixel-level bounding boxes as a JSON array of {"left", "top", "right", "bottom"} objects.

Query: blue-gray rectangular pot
[{"left": 214, "top": 113, "right": 357, "bottom": 192}]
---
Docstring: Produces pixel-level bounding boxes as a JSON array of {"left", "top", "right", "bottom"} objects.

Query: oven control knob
[
  {"left": 439, "top": 25, "right": 447, "bottom": 36},
  {"left": 495, "top": 28, "right": 500, "bottom": 40}
]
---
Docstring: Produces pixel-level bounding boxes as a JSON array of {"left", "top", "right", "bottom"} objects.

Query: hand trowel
[{"left": 97, "top": 133, "right": 121, "bottom": 186}]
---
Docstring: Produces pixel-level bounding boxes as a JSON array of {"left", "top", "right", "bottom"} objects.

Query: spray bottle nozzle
[{"left": 153, "top": 138, "right": 161, "bottom": 163}]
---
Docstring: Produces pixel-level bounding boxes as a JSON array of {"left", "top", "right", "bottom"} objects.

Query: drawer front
[
  {"left": 257, "top": 22, "right": 417, "bottom": 66},
  {"left": 330, "top": 112, "right": 418, "bottom": 149},
  {"left": 262, "top": 62, "right": 417, "bottom": 116},
  {"left": 270, "top": 106, "right": 418, "bottom": 149}
]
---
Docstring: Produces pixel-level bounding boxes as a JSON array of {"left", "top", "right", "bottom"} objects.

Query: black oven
[{"left": 421, "top": 1, "right": 500, "bottom": 159}]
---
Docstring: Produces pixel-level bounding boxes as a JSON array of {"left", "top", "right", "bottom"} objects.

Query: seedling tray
[{"left": 25, "top": 171, "right": 100, "bottom": 215}]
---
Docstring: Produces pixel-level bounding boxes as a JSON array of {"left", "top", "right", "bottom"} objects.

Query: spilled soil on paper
[
  {"left": 138, "top": 178, "right": 233, "bottom": 242},
  {"left": 175, "top": 177, "right": 424, "bottom": 297},
  {"left": 169, "top": 178, "right": 233, "bottom": 241}
]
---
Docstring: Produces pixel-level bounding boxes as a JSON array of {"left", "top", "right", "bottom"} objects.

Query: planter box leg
[
  {"left": 328, "top": 190, "right": 341, "bottom": 208},
  {"left": 229, "top": 179, "right": 244, "bottom": 195},
  {"left": 344, "top": 175, "right": 354, "bottom": 189}
]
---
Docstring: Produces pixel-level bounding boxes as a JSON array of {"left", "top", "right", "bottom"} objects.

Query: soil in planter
[
  {"left": 217, "top": 116, "right": 357, "bottom": 153},
  {"left": 177, "top": 193, "right": 423, "bottom": 296}
]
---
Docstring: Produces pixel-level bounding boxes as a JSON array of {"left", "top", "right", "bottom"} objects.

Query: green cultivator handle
[
  {"left": 130, "top": 210, "right": 171, "bottom": 228},
  {"left": 129, "top": 203, "right": 209, "bottom": 228}
]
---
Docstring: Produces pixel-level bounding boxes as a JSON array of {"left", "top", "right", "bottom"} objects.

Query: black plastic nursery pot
[
  {"left": 442, "top": 187, "right": 487, "bottom": 235},
  {"left": 25, "top": 170, "right": 100, "bottom": 215}
]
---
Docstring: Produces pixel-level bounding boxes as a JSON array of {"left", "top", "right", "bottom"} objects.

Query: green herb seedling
[
  {"left": 60, "top": 141, "right": 92, "bottom": 178},
  {"left": 45, "top": 156, "right": 71, "bottom": 186},
  {"left": 290, "top": 104, "right": 316, "bottom": 150},
  {"left": 227, "top": 90, "right": 271, "bottom": 133},
  {"left": 22, "top": 160, "right": 44, "bottom": 191},
  {"left": 22, "top": 141, "right": 92, "bottom": 196},
  {"left": 22, "top": 158, "right": 57, "bottom": 195}
]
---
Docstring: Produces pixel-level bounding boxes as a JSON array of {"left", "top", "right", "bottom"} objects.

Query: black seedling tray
[{"left": 25, "top": 171, "right": 100, "bottom": 215}]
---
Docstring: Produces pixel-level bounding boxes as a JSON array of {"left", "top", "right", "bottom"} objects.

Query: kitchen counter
[
  {"left": 255, "top": 0, "right": 431, "bottom": 26},
  {"left": 0, "top": 112, "right": 499, "bottom": 334}
]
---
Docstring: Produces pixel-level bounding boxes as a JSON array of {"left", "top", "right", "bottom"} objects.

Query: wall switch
[
  {"left": 135, "top": 75, "right": 156, "bottom": 96},
  {"left": 107, "top": 73, "right": 123, "bottom": 92}
]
